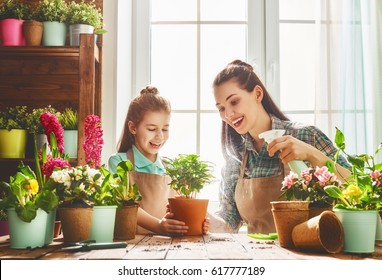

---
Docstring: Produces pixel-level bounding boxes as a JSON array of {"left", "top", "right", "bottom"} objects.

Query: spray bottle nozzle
[{"left": 258, "top": 129, "right": 286, "bottom": 144}]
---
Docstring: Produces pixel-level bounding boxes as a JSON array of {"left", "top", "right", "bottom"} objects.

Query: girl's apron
[
  {"left": 234, "top": 151, "right": 289, "bottom": 234},
  {"left": 126, "top": 149, "right": 177, "bottom": 234}
]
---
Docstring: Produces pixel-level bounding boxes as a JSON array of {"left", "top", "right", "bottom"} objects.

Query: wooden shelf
[{"left": 0, "top": 34, "right": 101, "bottom": 182}]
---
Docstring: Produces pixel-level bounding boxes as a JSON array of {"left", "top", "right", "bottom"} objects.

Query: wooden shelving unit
[{"left": 0, "top": 34, "right": 101, "bottom": 182}]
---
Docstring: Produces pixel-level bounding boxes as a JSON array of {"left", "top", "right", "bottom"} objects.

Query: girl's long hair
[
  {"left": 213, "top": 60, "right": 289, "bottom": 160},
  {"left": 116, "top": 86, "right": 171, "bottom": 152}
]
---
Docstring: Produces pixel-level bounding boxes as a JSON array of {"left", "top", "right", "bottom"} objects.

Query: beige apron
[
  {"left": 234, "top": 151, "right": 289, "bottom": 234},
  {"left": 126, "top": 149, "right": 177, "bottom": 234}
]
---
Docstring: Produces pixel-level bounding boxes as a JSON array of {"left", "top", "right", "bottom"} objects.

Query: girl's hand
[
  {"left": 266, "top": 135, "right": 315, "bottom": 164},
  {"left": 158, "top": 212, "right": 188, "bottom": 235}
]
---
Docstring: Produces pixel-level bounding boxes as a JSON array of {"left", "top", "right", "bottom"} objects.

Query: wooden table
[{"left": 1, "top": 233, "right": 382, "bottom": 260}]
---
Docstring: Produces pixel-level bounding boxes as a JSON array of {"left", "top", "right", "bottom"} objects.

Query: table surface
[{"left": 1, "top": 233, "right": 381, "bottom": 260}]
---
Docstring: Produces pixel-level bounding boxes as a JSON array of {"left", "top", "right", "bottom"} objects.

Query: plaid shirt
[{"left": 216, "top": 115, "right": 350, "bottom": 231}]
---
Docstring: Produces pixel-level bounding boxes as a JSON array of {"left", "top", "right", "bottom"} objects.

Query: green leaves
[{"left": 163, "top": 154, "right": 215, "bottom": 198}]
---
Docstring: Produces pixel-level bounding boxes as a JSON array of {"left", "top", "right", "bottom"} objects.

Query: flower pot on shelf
[
  {"left": 270, "top": 201, "right": 310, "bottom": 248},
  {"left": 90, "top": 205, "right": 117, "bottom": 243},
  {"left": 113, "top": 204, "right": 139, "bottom": 240},
  {"left": 69, "top": 24, "right": 94, "bottom": 46},
  {"left": 334, "top": 208, "right": 378, "bottom": 253},
  {"left": 168, "top": 197, "right": 209, "bottom": 236},
  {"left": 63, "top": 130, "right": 78, "bottom": 158},
  {"left": 58, "top": 206, "right": 93, "bottom": 244},
  {"left": 0, "top": 19, "right": 25, "bottom": 46},
  {"left": 42, "top": 21, "right": 66, "bottom": 46},
  {"left": 0, "top": 129, "right": 27, "bottom": 158},
  {"left": 292, "top": 210, "right": 344, "bottom": 253},
  {"left": 23, "top": 20, "right": 43, "bottom": 46},
  {"left": 7, "top": 208, "right": 48, "bottom": 249}
]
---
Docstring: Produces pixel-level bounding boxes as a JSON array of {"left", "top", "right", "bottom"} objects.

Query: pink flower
[
  {"left": 314, "top": 166, "right": 336, "bottom": 187},
  {"left": 301, "top": 168, "right": 313, "bottom": 183},
  {"left": 282, "top": 172, "right": 298, "bottom": 189},
  {"left": 42, "top": 157, "right": 71, "bottom": 178},
  {"left": 39, "top": 112, "right": 65, "bottom": 153},
  {"left": 83, "top": 115, "right": 104, "bottom": 168},
  {"left": 370, "top": 170, "right": 382, "bottom": 186}
]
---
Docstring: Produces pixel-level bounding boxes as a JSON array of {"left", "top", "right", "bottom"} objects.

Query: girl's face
[
  {"left": 214, "top": 79, "right": 264, "bottom": 136},
  {"left": 129, "top": 110, "right": 170, "bottom": 162}
]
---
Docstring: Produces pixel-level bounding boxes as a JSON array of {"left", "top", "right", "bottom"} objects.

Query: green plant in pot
[
  {"left": 0, "top": 106, "right": 29, "bottom": 158},
  {"left": 0, "top": 0, "right": 31, "bottom": 20},
  {"left": 163, "top": 154, "right": 214, "bottom": 235},
  {"left": 324, "top": 127, "right": 382, "bottom": 253},
  {"left": 67, "top": 0, "right": 106, "bottom": 46},
  {"left": 100, "top": 160, "right": 142, "bottom": 240},
  {"left": 35, "top": 0, "right": 69, "bottom": 46},
  {"left": 58, "top": 108, "right": 78, "bottom": 158}
]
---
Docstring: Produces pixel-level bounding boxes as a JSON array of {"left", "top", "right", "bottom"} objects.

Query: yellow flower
[
  {"left": 24, "top": 179, "right": 39, "bottom": 195},
  {"left": 342, "top": 184, "right": 362, "bottom": 199}
]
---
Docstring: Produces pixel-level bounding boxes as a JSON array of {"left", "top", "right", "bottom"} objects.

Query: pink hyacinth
[
  {"left": 42, "top": 157, "right": 71, "bottom": 178},
  {"left": 83, "top": 115, "right": 104, "bottom": 168},
  {"left": 39, "top": 112, "right": 65, "bottom": 153},
  {"left": 314, "top": 166, "right": 336, "bottom": 187},
  {"left": 282, "top": 171, "right": 298, "bottom": 189}
]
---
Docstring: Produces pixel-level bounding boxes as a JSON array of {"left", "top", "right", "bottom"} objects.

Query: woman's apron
[
  {"left": 234, "top": 151, "right": 290, "bottom": 234},
  {"left": 126, "top": 149, "right": 177, "bottom": 234}
]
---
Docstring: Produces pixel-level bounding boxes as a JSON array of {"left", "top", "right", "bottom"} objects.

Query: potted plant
[
  {"left": 163, "top": 154, "right": 214, "bottom": 235},
  {"left": 58, "top": 108, "right": 78, "bottom": 159},
  {"left": 100, "top": 160, "right": 142, "bottom": 240},
  {"left": 34, "top": 0, "right": 68, "bottom": 46},
  {"left": 0, "top": 106, "right": 29, "bottom": 158},
  {"left": 67, "top": 0, "right": 106, "bottom": 46},
  {"left": 281, "top": 166, "right": 340, "bottom": 218},
  {"left": 324, "top": 127, "right": 382, "bottom": 253},
  {"left": 0, "top": 0, "right": 30, "bottom": 46},
  {"left": 23, "top": 2, "right": 44, "bottom": 46}
]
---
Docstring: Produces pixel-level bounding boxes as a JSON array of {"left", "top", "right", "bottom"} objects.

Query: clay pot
[
  {"left": 292, "top": 210, "right": 344, "bottom": 253},
  {"left": 271, "top": 201, "right": 310, "bottom": 248},
  {"left": 23, "top": 20, "right": 43, "bottom": 46},
  {"left": 168, "top": 197, "right": 208, "bottom": 235},
  {"left": 58, "top": 207, "right": 93, "bottom": 244},
  {"left": 114, "top": 204, "right": 139, "bottom": 240}
]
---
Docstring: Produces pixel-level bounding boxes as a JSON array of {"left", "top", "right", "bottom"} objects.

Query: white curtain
[{"left": 315, "top": 0, "right": 381, "bottom": 156}]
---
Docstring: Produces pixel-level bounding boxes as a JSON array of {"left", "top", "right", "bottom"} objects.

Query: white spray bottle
[{"left": 258, "top": 129, "right": 308, "bottom": 176}]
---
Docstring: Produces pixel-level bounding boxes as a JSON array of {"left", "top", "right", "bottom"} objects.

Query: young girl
[
  {"left": 108, "top": 86, "right": 191, "bottom": 235},
  {"left": 210, "top": 60, "right": 351, "bottom": 234}
]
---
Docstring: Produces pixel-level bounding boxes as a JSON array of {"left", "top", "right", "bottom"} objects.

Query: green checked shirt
[{"left": 216, "top": 115, "right": 350, "bottom": 232}]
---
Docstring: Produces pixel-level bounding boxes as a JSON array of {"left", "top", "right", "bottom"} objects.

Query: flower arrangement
[
  {"left": 46, "top": 165, "right": 103, "bottom": 207},
  {"left": 83, "top": 114, "right": 104, "bottom": 169},
  {"left": 67, "top": 0, "right": 106, "bottom": 34},
  {"left": 0, "top": 105, "right": 28, "bottom": 130},
  {"left": 163, "top": 154, "right": 215, "bottom": 198},
  {"left": 324, "top": 127, "right": 382, "bottom": 210},
  {"left": 100, "top": 160, "right": 142, "bottom": 207},
  {"left": 281, "top": 166, "right": 340, "bottom": 207}
]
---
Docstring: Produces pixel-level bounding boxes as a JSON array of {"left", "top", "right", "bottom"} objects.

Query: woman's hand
[
  {"left": 158, "top": 212, "right": 188, "bottom": 235},
  {"left": 266, "top": 135, "right": 315, "bottom": 164}
]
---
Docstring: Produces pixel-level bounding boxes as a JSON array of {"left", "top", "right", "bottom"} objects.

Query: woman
[{"left": 211, "top": 60, "right": 351, "bottom": 234}]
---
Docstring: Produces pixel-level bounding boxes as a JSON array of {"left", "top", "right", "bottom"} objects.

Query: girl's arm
[{"left": 137, "top": 207, "right": 189, "bottom": 235}]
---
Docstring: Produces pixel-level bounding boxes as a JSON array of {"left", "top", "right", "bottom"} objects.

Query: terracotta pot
[
  {"left": 0, "top": 220, "right": 9, "bottom": 237},
  {"left": 114, "top": 204, "right": 139, "bottom": 240},
  {"left": 54, "top": 221, "right": 61, "bottom": 238},
  {"left": 271, "top": 201, "right": 309, "bottom": 248},
  {"left": 168, "top": 197, "right": 208, "bottom": 236},
  {"left": 23, "top": 20, "right": 43, "bottom": 46},
  {"left": 292, "top": 210, "right": 344, "bottom": 253},
  {"left": 58, "top": 207, "right": 93, "bottom": 244}
]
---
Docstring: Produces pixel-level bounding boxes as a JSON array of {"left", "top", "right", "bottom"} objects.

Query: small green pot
[
  {"left": 0, "top": 129, "right": 27, "bottom": 158},
  {"left": 90, "top": 205, "right": 117, "bottom": 243},
  {"left": 334, "top": 209, "right": 378, "bottom": 253}
]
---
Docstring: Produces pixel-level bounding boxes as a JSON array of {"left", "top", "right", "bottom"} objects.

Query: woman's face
[
  {"left": 128, "top": 110, "right": 170, "bottom": 162},
  {"left": 214, "top": 80, "right": 263, "bottom": 136}
]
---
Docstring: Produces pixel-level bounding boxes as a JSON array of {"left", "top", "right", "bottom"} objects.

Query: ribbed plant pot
[
  {"left": 58, "top": 207, "right": 93, "bottom": 244},
  {"left": 114, "top": 204, "right": 139, "bottom": 240},
  {"left": 168, "top": 197, "right": 209, "bottom": 236},
  {"left": 271, "top": 201, "right": 310, "bottom": 248},
  {"left": 23, "top": 20, "right": 43, "bottom": 46},
  {"left": 69, "top": 24, "right": 94, "bottom": 46},
  {"left": 292, "top": 210, "right": 344, "bottom": 253}
]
